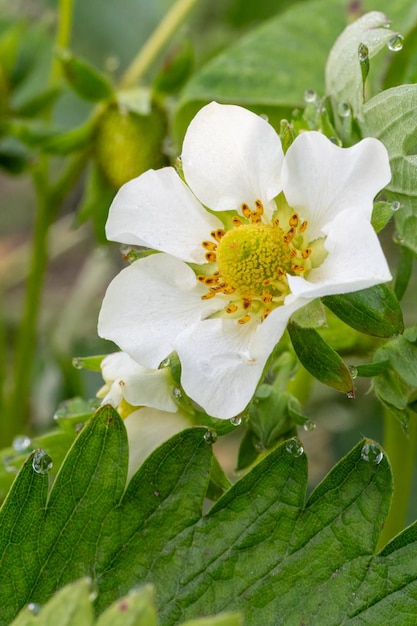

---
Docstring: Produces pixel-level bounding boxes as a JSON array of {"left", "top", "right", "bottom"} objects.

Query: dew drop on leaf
[
  {"left": 172, "top": 386, "right": 182, "bottom": 399},
  {"left": 13, "top": 435, "right": 32, "bottom": 453},
  {"left": 285, "top": 438, "right": 304, "bottom": 457},
  {"left": 303, "top": 419, "right": 316, "bottom": 432},
  {"left": 28, "top": 603, "right": 42, "bottom": 615},
  {"left": 348, "top": 365, "right": 358, "bottom": 379},
  {"left": 391, "top": 201, "right": 401, "bottom": 212},
  {"left": 304, "top": 88, "right": 317, "bottom": 103},
  {"left": 346, "top": 390, "right": 355, "bottom": 399},
  {"left": 361, "top": 442, "right": 383, "bottom": 465},
  {"left": 32, "top": 449, "right": 53, "bottom": 475},
  {"left": 387, "top": 34, "right": 404, "bottom": 52},
  {"left": 204, "top": 428, "right": 218, "bottom": 444},
  {"left": 337, "top": 102, "right": 351, "bottom": 118},
  {"left": 230, "top": 415, "right": 242, "bottom": 427}
]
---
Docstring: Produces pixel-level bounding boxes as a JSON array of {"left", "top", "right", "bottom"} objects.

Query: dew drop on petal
[
  {"left": 304, "top": 89, "right": 317, "bottom": 103},
  {"left": 348, "top": 365, "right": 358, "bottom": 379},
  {"left": 391, "top": 201, "right": 401, "bottom": 212},
  {"left": 285, "top": 438, "right": 304, "bottom": 457},
  {"left": 32, "top": 449, "right": 53, "bottom": 475},
  {"left": 387, "top": 34, "right": 404, "bottom": 52},
  {"left": 204, "top": 428, "right": 218, "bottom": 444},
  {"left": 361, "top": 442, "right": 383, "bottom": 465},
  {"left": 358, "top": 43, "right": 369, "bottom": 62},
  {"left": 337, "top": 102, "right": 351, "bottom": 118},
  {"left": 28, "top": 603, "right": 42, "bottom": 615},
  {"left": 230, "top": 415, "right": 242, "bottom": 427},
  {"left": 303, "top": 419, "right": 316, "bottom": 432},
  {"left": 13, "top": 435, "right": 32, "bottom": 453}
]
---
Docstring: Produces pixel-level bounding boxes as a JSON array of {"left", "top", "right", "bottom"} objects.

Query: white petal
[
  {"left": 174, "top": 292, "right": 308, "bottom": 419},
  {"left": 286, "top": 209, "right": 392, "bottom": 300},
  {"left": 125, "top": 408, "right": 190, "bottom": 479},
  {"left": 282, "top": 132, "right": 391, "bottom": 240},
  {"left": 106, "top": 167, "right": 223, "bottom": 263},
  {"left": 98, "top": 253, "right": 222, "bottom": 368},
  {"left": 182, "top": 102, "right": 284, "bottom": 217},
  {"left": 175, "top": 317, "right": 265, "bottom": 419}
]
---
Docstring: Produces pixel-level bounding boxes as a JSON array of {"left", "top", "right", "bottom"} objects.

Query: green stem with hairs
[{"left": 119, "top": 0, "right": 199, "bottom": 87}]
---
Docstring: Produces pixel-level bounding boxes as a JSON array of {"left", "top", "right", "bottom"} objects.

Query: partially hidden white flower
[
  {"left": 98, "top": 102, "right": 391, "bottom": 420},
  {"left": 98, "top": 351, "right": 189, "bottom": 478},
  {"left": 325, "top": 11, "right": 401, "bottom": 119}
]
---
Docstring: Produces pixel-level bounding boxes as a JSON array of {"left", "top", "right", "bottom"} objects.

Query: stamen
[
  {"left": 201, "top": 291, "right": 216, "bottom": 300},
  {"left": 291, "top": 264, "right": 306, "bottom": 273},
  {"left": 211, "top": 228, "right": 226, "bottom": 241},
  {"left": 225, "top": 304, "right": 238, "bottom": 314},
  {"left": 205, "top": 252, "right": 217, "bottom": 262},
  {"left": 242, "top": 297, "right": 252, "bottom": 310},
  {"left": 289, "top": 214, "right": 299, "bottom": 227},
  {"left": 232, "top": 216, "right": 243, "bottom": 227},
  {"left": 262, "top": 292, "right": 273, "bottom": 304},
  {"left": 202, "top": 240, "right": 217, "bottom": 251},
  {"left": 255, "top": 199, "right": 264, "bottom": 214},
  {"left": 241, "top": 203, "right": 252, "bottom": 219},
  {"left": 238, "top": 314, "right": 251, "bottom": 324},
  {"left": 300, "top": 220, "right": 308, "bottom": 232},
  {"left": 302, "top": 248, "right": 312, "bottom": 259},
  {"left": 262, "top": 309, "right": 272, "bottom": 320}
]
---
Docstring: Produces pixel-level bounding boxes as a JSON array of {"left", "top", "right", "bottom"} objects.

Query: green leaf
[
  {"left": 363, "top": 85, "right": 417, "bottom": 255},
  {"left": 57, "top": 50, "right": 114, "bottom": 102},
  {"left": 4, "top": 406, "right": 417, "bottom": 624},
  {"left": 322, "top": 284, "right": 404, "bottom": 338},
  {"left": 371, "top": 200, "right": 394, "bottom": 233},
  {"left": 288, "top": 321, "right": 354, "bottom": 395}
]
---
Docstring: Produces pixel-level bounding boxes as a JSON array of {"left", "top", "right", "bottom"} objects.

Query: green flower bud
[{"left": 95, "top": 102, "right": 167, "bottom": 188}]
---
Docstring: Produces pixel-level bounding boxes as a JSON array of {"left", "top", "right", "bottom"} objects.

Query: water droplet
[
  {"left": 75, "top": 423, "right": 85, "bottom": 434},
  {"left": 159, "top": 357, "right": 171, "bottom": 368},
  {"left": 259, "top": 113, "right": 269, "bottom": 122},
  {"left": 13, "top": 435, "right": 32, "bottom": 453},
  {"left": 387, "top": 34, "right": 403, "bottom": 52},
  {"left": 230, "top": 415, "right": 242, "bottom": 427},
  {"left": 393, "top": 231, "right": 405, "bottom": 245},
  {"left": 254, "top": 441, "right": 266, "bottom": 453},
  {"left": 32, "top": 449, "right": 53, "bottom": 475},
  {"left": 348, "top": 365, "right": 358, "bottom": 379},
  {"left": 358, "top": 43, "right": 369, "bottom": 62},
  {"left": 204, "top": 428, "right": 218, "bottom": 444},
  {"left": 3, "top": 455, "right": 18, "bottom": 474},
  {"left": 337, "top": 102, "right": 351, "bottom": 118},
  {"left": 329, "top": 136, "right": 342, "bottom": 146},
  {"left": 303, "top": 419, "right": 316, "bottom": 432},
  {"left": 391, "top": 200, "right": 401, "bottom": 212},
  {"left": 28, "top": 603, "right": 42, "bottom": 615},
  {"left": 72, "top": 357, "right": 84, "bottom": 370},
  {"left": 304, "top": 89, "right": 317, "bottom": 103},
  {"left": 361, "top": 442, "right": 383, "bottom": 464},
  {"left": 346, "top": 390, "right": 355, "bottom": 399},
  {"left": 285, "top": 438, "right": 304, "bottom": 457},
  {"left": 172, "top": 386, "right": 182, "bottom": 399}
]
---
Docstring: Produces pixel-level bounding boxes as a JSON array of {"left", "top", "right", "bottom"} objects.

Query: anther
[
  {"left": 211, "top": 228, "right": 226, "bottom": 241},
  {"left": 225, "top": 304, "right": 238, "bottom": 314},
  {"left": 291, "top": 264, "right": 306, "bottom": 273},
  {"left": 300, "top": 220, "right": 308, "bottom": 232},
  {"left": 232, "top": 216, "right": 243, "bottom": 227},
  {"left": 242, "top": 297, "right": 252, "bottom": 310},
  {"left": 290, "top": 249, "right": 297, "bottom": 258},
  {"left": 197, "top": 275, "right": 206, "bottom": 282},
  {"left": 262, "top": 309, "right": 272, "bottom": 320},
  {"left": 202, "top": 240, "right": 217, "bottom": 251},
  {"left": 262, "top": 292, "right": 273, "bottom": 304},
  {"left": 289, "top": 214, "right": 299, "bottom": 227},
  {"left": 302, "top": 248, "right": 312, "bottom": 259},
  {"left": 205, "top": 252, "right": 217, "bottom": 262},
  {"left": 201, "top": 291, "right": 216, "bottom": 300},
  {"left": 238, "top": 314, "right": 251, "bottom": 324},
  {"left": 241, "top": 203, "right": 252, "bottom": 219},
  {"left": 273, "top": 218, "right": 280, "bottom": 227}
]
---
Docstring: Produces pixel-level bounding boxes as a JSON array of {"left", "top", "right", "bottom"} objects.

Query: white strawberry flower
[{"left": 98, "top": 102, "right": 391, "bottom": 419}]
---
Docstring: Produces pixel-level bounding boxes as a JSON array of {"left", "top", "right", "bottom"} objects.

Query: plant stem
[
  {"left": 377, "top": 409, "right": 417, "bottom": 549},
  {"left": 50, "top": 0, "right": 75, "bottom": 82},
  {"left": 119, "top": 0, "right": 199, "bottom": 88}
]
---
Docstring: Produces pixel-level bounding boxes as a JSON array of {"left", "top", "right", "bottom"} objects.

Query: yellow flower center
[
  {"left": 197, "top": 199, "right": 324, "bottom": 324},
  {"left": 216, "top": 223, "right": 291, "bottom": 295}
]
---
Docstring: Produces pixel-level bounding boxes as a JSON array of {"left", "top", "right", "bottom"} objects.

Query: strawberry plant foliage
[{"left": 1, "top": 406, "right": 417, "bottom": 625}]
